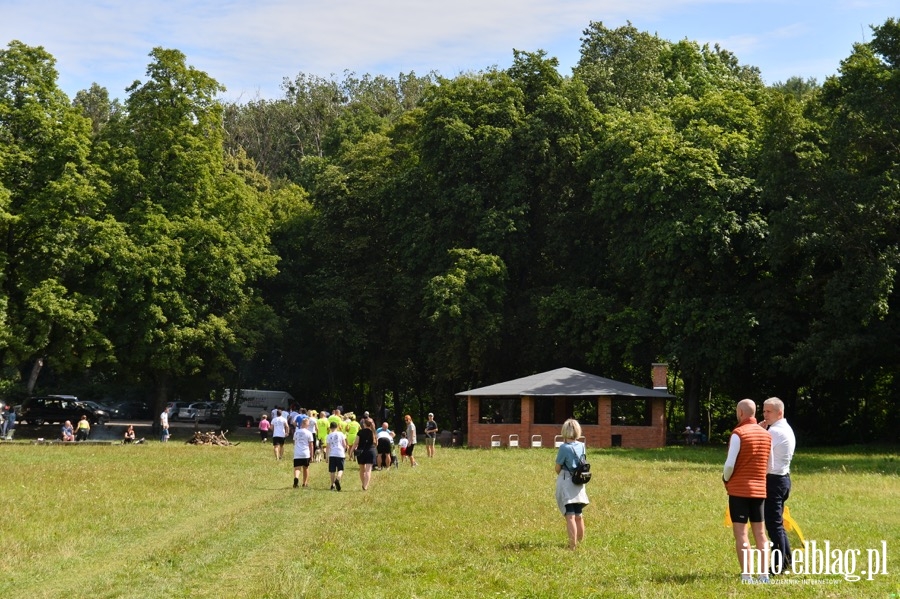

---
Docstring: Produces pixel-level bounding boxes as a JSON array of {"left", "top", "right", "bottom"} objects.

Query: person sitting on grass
[
  {"left": 61, "top": 420, "right": 75, "bottom": 442},
  {"left": 123, "top": 425, "right": 136, "bottom": 443}
]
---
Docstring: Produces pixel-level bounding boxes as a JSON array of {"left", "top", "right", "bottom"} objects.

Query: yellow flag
[{"left": 783, "top": 505, "right": 806, "bottom": 544}]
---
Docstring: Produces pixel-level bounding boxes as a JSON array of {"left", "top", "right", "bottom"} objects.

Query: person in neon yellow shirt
[
  {"left": 75, "top": 415, "right": 91, "bottom": 441},
  {"left": 316, "top": 411, "right": 330, "bottom": 446},
  {"left": 345, "top": 413, "right": 360, "bottom": 447},
  {"left": 328, "top": 409, "right": 343, "bottom": 432}
]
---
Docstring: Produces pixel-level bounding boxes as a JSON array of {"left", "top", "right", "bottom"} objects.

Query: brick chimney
[{"left": 651, "top": 363, "right": 668, "bottom": 391}]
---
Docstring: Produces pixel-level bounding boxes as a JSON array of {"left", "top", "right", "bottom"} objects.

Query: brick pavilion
[{"left": 459, "top": 365, "right": 673, "bottom": 449}]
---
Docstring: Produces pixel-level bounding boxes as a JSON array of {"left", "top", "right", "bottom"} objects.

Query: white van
[{"left": 223, "top": 389, "right": 295, "bottom": 425}]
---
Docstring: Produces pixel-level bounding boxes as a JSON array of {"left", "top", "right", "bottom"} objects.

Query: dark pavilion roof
[{"left": 456, "top": 367, "right": 674, "bottom": 398}]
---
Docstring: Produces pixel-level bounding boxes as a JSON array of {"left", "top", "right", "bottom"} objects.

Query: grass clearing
[{"left": 1, "top": 434, "right": 897, "bottom": 598}]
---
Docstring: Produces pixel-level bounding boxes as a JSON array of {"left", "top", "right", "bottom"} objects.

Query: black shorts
[
  {"left": 377, "top": 438, "right": 392, "bottom": 454},
  {"left": 729, "top": 496, "right": 765, "bottom": 523},
  {"left": 293, "top": 457, "right": 310, "bottom": 468},
  {"left": 564, "top": 503, "right": 586, "bottom": 516},
  {"left": 406, "top": 443, "right": 415, "bottom": 456},
  {"left": 357, "top": 448, "right": 376, "bottom": 465},
  {"left": 328, "top": 456, "right": 345, "bottom": 473},
  {"left": 272, "top": 436, "right": 285, "bottom": 446}
]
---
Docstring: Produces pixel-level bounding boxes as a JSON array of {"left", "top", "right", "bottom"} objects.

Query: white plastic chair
[
  {"left": 508, "top": 434, "right": 519, "bottom": 448},
  {"left": 531, "top": 434, "right": 542, "bottom": 448},
  {"left": 490, "top": 434, "right": 501, "bottom": 448},
  {"left": 554, "top": 435, "right": 563, "bottom": 448}
]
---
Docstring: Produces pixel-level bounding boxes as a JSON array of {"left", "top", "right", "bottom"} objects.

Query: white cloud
[{"left": 0, "top": 0, "right": 895, "bottom": 98}]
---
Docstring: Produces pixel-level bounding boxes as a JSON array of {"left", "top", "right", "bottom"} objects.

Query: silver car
[{"left": 178, "top": 402, "right": 214, "bottom": 422}]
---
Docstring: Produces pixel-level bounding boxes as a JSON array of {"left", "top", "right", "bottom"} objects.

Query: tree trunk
[
  {"left": 26, "top": 357, "right": 44, "bottom": 395},
  {"left": 683, "top": 373, "right": 702, "bottom": 428},
  {"left": 153, "top": 371, "right": 172, "bottom": 433}
]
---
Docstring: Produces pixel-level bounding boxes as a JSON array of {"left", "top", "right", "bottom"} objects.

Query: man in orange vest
[{"left": 723, "top": 398, "right": 772, "bottom": 583}]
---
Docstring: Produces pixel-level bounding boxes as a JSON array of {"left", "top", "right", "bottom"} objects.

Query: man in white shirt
[
  {"left": 762, "top": 397, "right": 796, "bottom": 575},
  {"left": 376, "top": 423, "right": 394, "bottom": 469},
  {"left": 271, "top": 409, "right": 290, "bottom": 461},
  {"left": 326, "top": 421, "right": 348, "bottom": 491},
  {"left": 159, "top": 409, "right": 169, "bottom": 442},
  {"left": 292, "top": 422, "right": 315, "bottom": 488}
]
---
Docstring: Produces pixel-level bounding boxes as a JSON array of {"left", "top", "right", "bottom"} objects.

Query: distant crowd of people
[{"left": 259, "top": 405, "right": 440, "bottom": 492}]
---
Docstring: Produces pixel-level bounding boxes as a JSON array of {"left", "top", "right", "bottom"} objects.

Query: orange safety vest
[{"left": 725, "top": 417, "right": 770, "bottom": 499}]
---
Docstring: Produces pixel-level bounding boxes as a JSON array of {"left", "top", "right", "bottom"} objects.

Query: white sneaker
[
  {"left": 757, "top": 574, "right": 770, "bottom": 583},
  {"left": 740, "top": 574, "right": 754, "bottom": 584}
]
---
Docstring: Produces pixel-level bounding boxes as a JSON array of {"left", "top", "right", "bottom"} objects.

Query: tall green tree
[
  {"left": 99, "top": 48, "right": 277, "bottom": 411},
  {"left": 585, "top": 82, "right": 767, "bottom": 426},
  {"left": 767, "top": 18, "right": 900, "bottom": 440},
  {"left": 574, "top": 21, "right": 669, "bottom": 111},
  {"left": 0, "top": 41, "right": 117, "bottom": 394},
  {"left": 72, "top": 82, "right": 122, "bottom": 136}
]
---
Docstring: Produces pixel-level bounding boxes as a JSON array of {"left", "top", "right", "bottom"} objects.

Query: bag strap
[{"left": 563, "top": 441, "right": 582, "bottom": 474}]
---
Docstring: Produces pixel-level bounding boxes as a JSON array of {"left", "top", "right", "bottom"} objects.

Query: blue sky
[{"left": 1, "top": 0, "right": 895, "bottom": 102}]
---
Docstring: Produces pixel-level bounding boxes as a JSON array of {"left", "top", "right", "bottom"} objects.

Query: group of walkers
[{"left": 261, "top": 406, "right": 440, "bottom": 492}]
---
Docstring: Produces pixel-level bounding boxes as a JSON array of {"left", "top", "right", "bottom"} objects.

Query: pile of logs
[{"left": 185, "top": 431, "right": 238, "bottom": 446}]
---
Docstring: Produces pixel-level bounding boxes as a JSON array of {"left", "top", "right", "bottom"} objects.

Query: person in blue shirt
[{"left": 554, "top": 419, "right": 589, "bottom": 550}]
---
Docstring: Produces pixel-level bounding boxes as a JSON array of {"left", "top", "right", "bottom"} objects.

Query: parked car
[
  {"left": 208, "top": 402, "right": 225, "bottom": 423},
  {"left": 178, "top": 402, "right": 220, "bottom": 423},
  {"left": 17, "top": 395, "right": 109, "bottom": 426},
  {"left": 81, "top": 400, "right": 120, "bottom": 419},
  {"left": 106, "top": 401, "right": 153, "bottom": 420},
  {"left": 166, "top": 402, "right": 191, "bottom": 420}
]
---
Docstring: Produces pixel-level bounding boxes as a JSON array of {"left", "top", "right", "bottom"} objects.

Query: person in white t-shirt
[
  {"left": 325, "top": 421, "right": 348, "bottom": 491},
  {"left": 306, "top": 411, "right": 320, "bottom": 460},
  {"left": 159, "top": 409, "right": 169, "bottom": 442},
  {"left": 398, "top": 432, "right": 409, "bottom": 466},
  {"left": 271, "top": 409, "right": 290, "bottom": 461},
  {"left": 293, "top": 424, "right": 315, "bottom": 488}
]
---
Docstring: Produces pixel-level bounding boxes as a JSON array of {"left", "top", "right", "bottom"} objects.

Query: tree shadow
[{"left": 597, "top": 445, "right": 899, "bottom": 475}]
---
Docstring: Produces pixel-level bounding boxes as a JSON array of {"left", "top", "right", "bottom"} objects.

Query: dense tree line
[{"left": 1, "top": 19, "right": 898, "bottom": 443}]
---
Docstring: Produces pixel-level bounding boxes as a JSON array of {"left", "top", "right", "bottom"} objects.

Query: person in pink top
[{"left": 258, "top": 413, "right": 270, "bottom": 442}]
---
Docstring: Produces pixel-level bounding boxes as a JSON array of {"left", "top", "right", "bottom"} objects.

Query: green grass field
[{"left": 0, "top": 432, "right": 897, "bottom": 598}]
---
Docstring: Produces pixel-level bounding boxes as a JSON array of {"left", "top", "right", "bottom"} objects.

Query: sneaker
[
  {"left": 757, "top": 574, "right": 770, "bottom": 584},
  {"left": 740, "top": 574, "right": 754, "bottom": 584},
  {"left": 335, "top": 479, "right": 341, "bottom": 492},
  {"left": 330, "top": 483, "right": 335, "bottom": 491},
  {"left": 293, "top": 478, "right": 299, "bottom": 488}
]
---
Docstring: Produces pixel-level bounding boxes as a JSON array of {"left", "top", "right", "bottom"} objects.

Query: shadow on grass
[
  {"left": 597, "top": 445, "right": 900, "bottom": 475},
  {"left": 651, "top": 571, "right": 727, "bottom": 585},
  {"left": 500, "top": 539, "right": 560, "bottom": 552}
]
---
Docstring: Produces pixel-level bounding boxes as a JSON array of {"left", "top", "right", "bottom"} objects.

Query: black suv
[{"left": 18, "top": 395, "right": 109, "bottom": 426}]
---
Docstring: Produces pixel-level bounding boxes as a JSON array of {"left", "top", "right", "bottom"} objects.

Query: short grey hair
[
  {"left": 763, "top": 397, "right": 785, "bottom": 415},
  {"left": 560, "top": 418, "right": 582, "bottom": 440}
]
